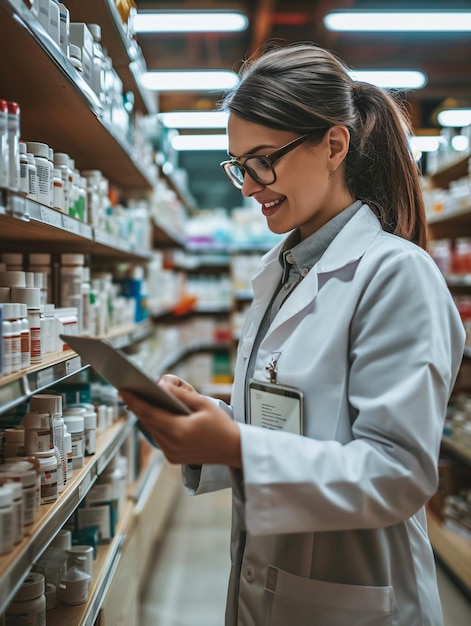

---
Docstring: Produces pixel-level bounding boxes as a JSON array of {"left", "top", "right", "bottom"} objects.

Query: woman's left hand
[{"left": 120, "top": 380, "right": 242, "bottom": 468}]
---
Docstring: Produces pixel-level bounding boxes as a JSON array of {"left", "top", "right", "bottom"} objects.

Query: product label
[
  {"left": 40, "top": 466, "right": 58, "bottom": 503},
  {"left": 30, "top": 326, "right": 41, "bottom": 363}
]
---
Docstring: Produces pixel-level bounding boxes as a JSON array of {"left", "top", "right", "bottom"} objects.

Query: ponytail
[{"left": 347, "top": 82, "right": 427, "bottom": 249}]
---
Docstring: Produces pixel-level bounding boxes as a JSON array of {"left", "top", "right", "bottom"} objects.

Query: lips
[{"left": 260, "top": 196, "right": 285, "bottom": 216}]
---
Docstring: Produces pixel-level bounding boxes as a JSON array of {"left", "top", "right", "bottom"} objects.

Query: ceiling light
[
  {"left": 410, "top": 136, "right": 443, "bottom": 153},
  {"left": 171, "top": 134, "right": 228, "bottom": 151},
  {"left": 437, "top": 108, "right": 471, "bottom": 128},
  {"left": 135, "top": 11, "right": 248, "bottom": 33},
  {"left": 324, "top": 11, "right": 471, "bottom": 32},
  {"left": 159, "top": 111, "right": 229, "bottom": 129},
  {"left": 142, "top": 71, "right": 239, "bottom": 92},
  {"left": 348, "top": 70, "right": 427, "bottom": 89}
]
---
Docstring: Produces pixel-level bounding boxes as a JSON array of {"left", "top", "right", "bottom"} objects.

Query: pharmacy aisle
[{"left": 140, "top": 486, "right": 471, "bottom": 626}]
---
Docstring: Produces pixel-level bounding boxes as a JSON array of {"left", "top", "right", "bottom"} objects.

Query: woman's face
[{"left": 226, "top": 114, "right": 354, "bottom": 240}]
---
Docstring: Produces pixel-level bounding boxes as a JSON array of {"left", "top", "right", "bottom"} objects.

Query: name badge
[{"left": 248, "top": 379, "right": 303, "bottom": 435}]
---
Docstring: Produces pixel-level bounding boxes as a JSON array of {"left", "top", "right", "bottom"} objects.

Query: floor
[{"left": 140, "top": 486, "right": 471, "bottom": 626}]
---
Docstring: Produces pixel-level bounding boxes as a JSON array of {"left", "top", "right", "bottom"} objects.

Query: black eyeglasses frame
[{"left": 220, "top": 132, "right": 316, "bottom": 189}]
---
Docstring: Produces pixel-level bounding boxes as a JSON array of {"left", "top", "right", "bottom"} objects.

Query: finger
[
  {"left": 120, "top": 390, "right": 175, "bottom": 422},
  {"left": 159, "top": 374, "right": 194, "bottom": 392},
  {"left": 159, "top": 381, "right": 212, "bottom": 413}
]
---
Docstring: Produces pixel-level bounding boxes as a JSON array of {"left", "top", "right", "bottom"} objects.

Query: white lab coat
[{"left": 183, "top": 204, "right": 465, "bottom": 626}]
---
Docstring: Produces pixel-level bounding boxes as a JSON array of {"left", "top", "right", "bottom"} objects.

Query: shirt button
[
  {"left": 301, "top": 267, "right": 309, "bottom": 277},
  {"left": 286, "top": 252, "right": 295, "bottom": 264},
  {"left": 243, "top": 565, "right": 255, "bottom": 582},
  {"left": 284, "top": 282, "right": 291, "bottom": 290}
]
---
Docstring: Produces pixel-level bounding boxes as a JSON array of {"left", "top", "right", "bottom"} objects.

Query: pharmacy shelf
[
  {"left": 0, "top": 320, "right": 153, "bottom": 415},
  {"left": 0, "top": 193, "right": 153, "bottom": 262},
  {"left": 158, "top": 340, "right": 232, "bottom": 376},
  {"left": 428, "top": 511, "right": 471, "bottom": 597},
  {"left": 153, "top": 217, "right": 187, "bottom": 248},
  {"left": 441, "top": 436, "right": 471, "bottom": 466},
  {"left": 45, "top": 450, "right": 166, "bottom": 626},
  {"left": 66, "top": 0, "right": 157, "bottom": 116},
  {"left": 0, "top": 414, "right": 137, "bottom": 615},
  {"left": 427, "top": 204, "right": 471, "bottom": 240},
  {"left": 429, "top": 153, "right": 470, "bottom": 190},
  {"left": 0, "top": 0, "right": 155, "bottom": 191}
]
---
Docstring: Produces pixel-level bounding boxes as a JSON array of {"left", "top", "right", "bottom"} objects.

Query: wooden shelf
[
  {"left": 66, "top": 0, "right": 157, "bottom": 116},
  {"left": 427, "top": 204, "right": 471, "bottom": 240},
  {"left": 0, "top": 415, "right": 137, "bottom": 614},
  {"left": 428, "top": 511, "right": 471, "bottom": 596},
  {"left": 0, "top": 0, "right": 155, "bottom": 191},
  {"left": 429, "top": 154, "right": 470, "bottom": 190}
]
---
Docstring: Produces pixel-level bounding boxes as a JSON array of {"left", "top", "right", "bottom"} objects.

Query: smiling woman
[{"left": 123, "top": 40, "right": 465, "bottom": 626}]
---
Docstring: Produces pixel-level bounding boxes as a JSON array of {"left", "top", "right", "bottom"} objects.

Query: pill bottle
[
  {"left": 0, "top": 483, "right": 14, "bottom": 555},
  {"left": 26, "top": 142, "right": 51, "bottom": 207},
  {"left": 3, "top": 303, "right": 21, "bottom": 373},
  {"left": 0, "top": 99, "right": 8, "bottom": 188},
  {"left": 26, "top": 152, "right": 38, "bottom": 201},
  {"left": 19, "top": 303, "right": 31, "bottom": 369},
  {"left": 34, "top": 449, "right": 58, "bottom": 504},
  {"left": 60, "top": 254, "right": 84, "bottom": 332},
  {"left": 69, "top": 43, "right": 83, "bottom": 74},
  {"left": 10, "top": 287, "right": 42, "bottom": 364},
  {"left": 50, "top": 527, "right": 72, "bottom": 550},
  {"left": 53, "top": 153, "right": 72, "bottom": 215},
  {"left": 52, "top": 167, "right": 64, "bottom": 212},
  {"left": 0, "top": 270, "right": 26, "bottom": 288},
  {"left": 29, "top": 394, "right": 66, "bottom": 488},
  {"left": 63, "top": 425, "right": 73, "bottom": 479},
  {"left": 59, "top": 3, "right": 70, "bottom": 55},
  {"left": 0, "top": 461, "right": 37, "bottom": 526},
  {"left": 22, "top": 410, "right": 53, "bottom": 454},
  {"left": 67, "top": 404, "right": 97, "bottom": 456},
  {"left": 45, "top": 582, "right": 57, "bottom": 610},
  {"left": 4, "top": 427, "right": 25, "bottom": 459},
  {"left": 0, "top": 478, "right": 24, "bottom": 545},
  {"left": 58, "top": 566, "right": 90, "bottom": 605},
  {"left": 1, "top": 303, "right": 13, "bottom": 376},
  {"left": 28, "top": 253, "right": 52, "bottom": 305},
  {"left": 19, "top": 141, "right": 29, "bottom": 194},
  {"left": 62, "top": 413, "right": 85, "bottom": 469},
  {"left": 7, "top": 101, "right": 20, "bottom": 191},
  {"left": 6, "top": 572, "right": 46, "bottom": 626},
  {"left": 2, "top": 253, "right": 23, "bottom": 271}
]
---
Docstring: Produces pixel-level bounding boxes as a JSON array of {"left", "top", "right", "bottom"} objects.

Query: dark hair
[{"left": 221, "top": 44, "right": 427, "bottom": 249}]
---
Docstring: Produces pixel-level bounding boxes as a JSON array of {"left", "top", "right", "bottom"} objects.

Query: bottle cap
[
  {"left": 30, "top": 394, "right": 63, "bottom": 418},
  {"left": 10, "top": 287, "right": 41, "bottom": 309},
  {"left": 26, "top": 142, "right": 50, "bottom": 159},
  {"left": 0, "top": 270, "right": 26, "bottom": 287},
  {"left": 13, "top": 573, "right": 45, "bottom": 602}
]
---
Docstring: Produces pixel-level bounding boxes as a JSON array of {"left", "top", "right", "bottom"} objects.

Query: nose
[{"left": 241, "top": 172, "right": 265, "bottom": 197}]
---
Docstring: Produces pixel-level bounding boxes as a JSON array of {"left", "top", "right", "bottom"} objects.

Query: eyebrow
[{"left": 227, "top": 144, "right": 277, "bottom": 158}]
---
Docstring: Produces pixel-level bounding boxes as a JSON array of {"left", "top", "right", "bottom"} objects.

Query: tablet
[{"left": 60, "top": 334, "right": 191, "bottom": 415}]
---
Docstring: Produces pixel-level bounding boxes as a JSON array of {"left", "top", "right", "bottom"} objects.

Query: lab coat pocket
[{"left": 265, "top": 566, "right": 395, "bottom": 626}]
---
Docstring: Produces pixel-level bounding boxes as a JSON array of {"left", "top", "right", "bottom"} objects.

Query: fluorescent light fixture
[
  {"left": 410, "top": 136, "right": 443, "bottom": 153},
  {"left": 135, "top": 11, "right": 248, "bottom": 33},
  {"left": 171, "top": 134, "right": 228, "bottom": 151},
  {"left": 437, "top": 108, "right": 471, "bottom": 128},
  {"left": 348, "top": 70, "right": 427, "bottom": 89},
  {"left": 451, "top": 135, "right": 469, "bottom": 152},
  {"left": 142, "top": 71, "right": 239, "bottom": 92},
  {"left": 159, "top": 111, "right": 229, "bottom": 129},
  {"left": 324, "top": 11, "right": 471, "bottom": 32}
]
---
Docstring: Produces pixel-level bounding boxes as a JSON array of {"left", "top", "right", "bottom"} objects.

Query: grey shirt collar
[{"left": 279, "top": 200, "right": 363, "bottom": 282}]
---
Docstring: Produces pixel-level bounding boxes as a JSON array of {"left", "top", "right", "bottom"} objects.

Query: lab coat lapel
[{"left": 264, "top": 205, "right": 382, "bottom": 336}]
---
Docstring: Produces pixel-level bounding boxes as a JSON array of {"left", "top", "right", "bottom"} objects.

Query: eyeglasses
[{"left": 220, "top": 132, "right": 319, "bottom": 189}]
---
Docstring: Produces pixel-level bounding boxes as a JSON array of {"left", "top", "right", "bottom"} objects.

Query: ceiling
[{"left": 134, "top": 0, "right": 471, "bottom": 210}]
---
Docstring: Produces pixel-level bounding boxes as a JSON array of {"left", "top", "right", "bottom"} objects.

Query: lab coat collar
[{"left": 251, "top": 204, "right": 382, "bottom": 332}]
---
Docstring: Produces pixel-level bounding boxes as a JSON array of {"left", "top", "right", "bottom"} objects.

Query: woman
[{"left": 121, "top": 44, "right": 465, "bottom": 626}]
